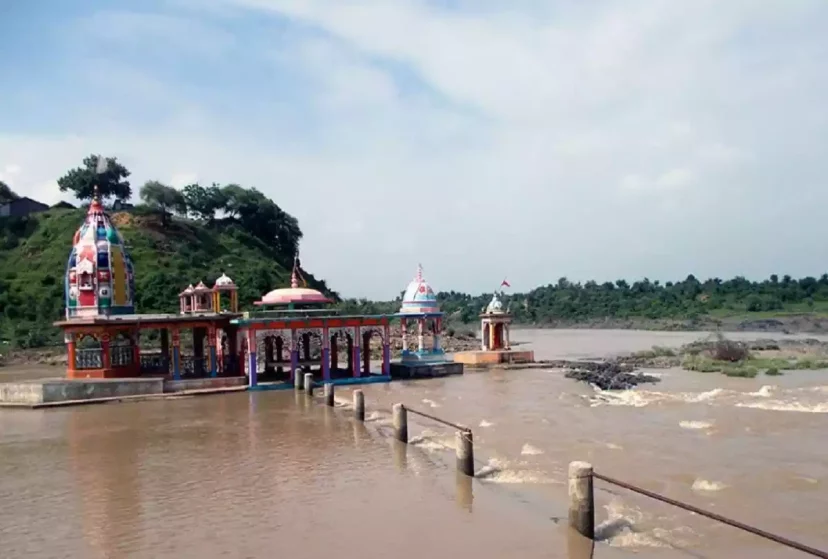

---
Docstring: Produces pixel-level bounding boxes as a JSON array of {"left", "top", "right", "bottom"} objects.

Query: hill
[{"left": 0, "top": 206, "right": 335, "bottom": 348}]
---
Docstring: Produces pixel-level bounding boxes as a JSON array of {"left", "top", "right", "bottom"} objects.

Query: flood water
[{"left": 2, "top": 329, "right": 827, "bottom": 558}]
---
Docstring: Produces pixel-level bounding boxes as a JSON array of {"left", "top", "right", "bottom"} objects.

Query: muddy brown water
[{"left": 1, "top": 329, "right": 827, "bottom": 558}]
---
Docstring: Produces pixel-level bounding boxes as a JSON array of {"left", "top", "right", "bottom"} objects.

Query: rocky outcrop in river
[{"left": 539, "top": 359, "right": 661, "bottom": 390}]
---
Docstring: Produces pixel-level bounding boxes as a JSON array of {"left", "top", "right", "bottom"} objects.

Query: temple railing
[
  {"left": 179, "top": 356, "right": 207, "bottom": 378},
  {"left": 140, "top": 353, "right": 169, "bottom": 375},
  {"left": 111, "top": 346, "right": 134, "bottom": 368},
  {"left": 75, "top": 349, "right": 103, "bottom": 370}
]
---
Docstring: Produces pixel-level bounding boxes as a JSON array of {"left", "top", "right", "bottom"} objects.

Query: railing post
[
  {"left": 392, "top": 403, "right": 408, "bottom": 443},
  {"left": 304, "top": 373, "right": 314, "bottom": 396},
  {"left": 353, "top": 390, "right": 365, "bottom": 421},
  {"left": 456, "top": 430, "right": 474, "bottom": 477},
  {"left": 324, "top": 382, "right": 334, "bottom": 406},
  {"left": 294, "top": 370, "right": 304, "bottom": 391},
  {"left": 568, "top": 461, "right": 595, "bottom": 540}
]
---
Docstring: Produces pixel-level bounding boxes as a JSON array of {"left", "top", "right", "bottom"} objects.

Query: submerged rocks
[{"left": 558, "top": 360, "right": 661, "bottom": 391}]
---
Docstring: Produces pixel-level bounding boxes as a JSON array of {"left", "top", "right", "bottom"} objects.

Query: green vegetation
[
  {"left": 0, "top": 155, "right": 334, "bottom": 348},
  {"left": 427, "top": 274, "right": 828, "bottom": 325}
]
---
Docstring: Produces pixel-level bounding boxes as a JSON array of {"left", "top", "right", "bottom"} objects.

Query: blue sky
[{"left": 2, "top": 0, "right": 828, "bottom": 298}]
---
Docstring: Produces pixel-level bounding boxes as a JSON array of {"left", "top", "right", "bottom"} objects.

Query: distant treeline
[{"left": 339, "top": 274, "right": 828, "bottom": 325}]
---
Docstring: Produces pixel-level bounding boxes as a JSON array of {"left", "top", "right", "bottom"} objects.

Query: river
[{"left": 1, "top": 329, "right": 826, "bottom": 558}]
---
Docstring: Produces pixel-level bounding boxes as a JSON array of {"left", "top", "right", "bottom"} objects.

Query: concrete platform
[
  {"left": 453, "top": 349, "right": 535, "bottom": 367},
  {"left": 0, "top": 376, "right": 247, "bottom": 407},
  {"left": 389, "top": 361, "right": 464, "bottom": 379}
]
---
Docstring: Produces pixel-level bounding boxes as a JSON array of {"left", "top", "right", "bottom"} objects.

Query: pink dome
[{"left": 255, "top": 287, "right": 331, "bottom": 306}]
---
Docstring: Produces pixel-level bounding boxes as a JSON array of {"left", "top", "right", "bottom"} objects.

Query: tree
[
  {"left": 58, "top": 155, "right": 132, "bottom": 203},
  {"left": 183, "top": 182, "right": 227, "bottom": 223},
  {"left": 139, "top": 181, "right": 187, "bottom": 226},
  {"left": 0, "top": 181, "right": 18, "bottom": 204}
]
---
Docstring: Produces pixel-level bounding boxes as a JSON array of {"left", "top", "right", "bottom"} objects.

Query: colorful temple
[{"left": 51, "top": 193, "right": 462, "bottom": 391}]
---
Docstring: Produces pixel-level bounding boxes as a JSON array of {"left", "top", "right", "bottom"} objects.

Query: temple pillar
[
  {"left": 382, "top": 323, "right": 391, "bottom": 376},
  {"left": 322, "top": 326, "right": 330, "bottom": 381},
  {"left": 65, "top": 332, "right": 76, "bottom": 378},
  {"left": 330, "top": 334, "right": 339, "bottom": 372},
  {"left": 504, "top": 323, "right": 510, "bottom": 350},
  {"left": 171, "top": 329, "right": 181, "bottom": 380},
  {"left": 433, "top": 318, "right": 442, "bottom": 352},
  {"left": 133, "top": 328, "right": 141, "bottom": 375},
  {"left": 275, "top": 336, "right": 284, "bottom": 373},
  {"left": 352, "top": 326, "right": 361, "bottom": 378},
  {"left": 247, "top": 330, "right": 257, "bottom": 388},
  {"left": 417, "top": 319, "right": 424, "bottom": 352},
  {"left": 401, "top": 318, "right": 408, "bottom": 352},
  {"left": 101, "top": 333, "right": 112, "bottom": 373},
  {"left": 346, "top": 334, "right": 354, "bottom": 375},
  {"left": 208, "top": 326, "right": 217, "bottom": 377}
]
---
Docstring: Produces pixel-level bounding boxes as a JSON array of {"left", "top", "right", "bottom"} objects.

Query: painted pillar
[
  {"left": 101, "top": 333, "right": 112, "bottom": 373},
  {"left": 489, "top": 322, "right": 495, "bottom": 351},
  {"left": 208, "top": 326, "right": 217, "bottom": 377},
  {"left": 400, "top": 318, "right": 408, "bottom": 352},
  {"left": 65, "top": 332, "right": 76, "bottom": 378},
  {"left": 433, "top": 317, "right": 442, "bottom": 352},
  {"left": 417, "top": 318, "right": 424, "bottom": 353},
  {"left": 330, "top": 334, "right": 339, "bottom": 372},
  {"left": 290, "top": 328, "right": 299, "bottom": 382},
  {"left": 503, "top": 323, "right": 510, "bottom": 350},
  {"left": 247, "top": 329, "right": 257, "bottom": 388},
  {"left": 215, "top": 328, "right": 224, "bottom": 371},
  {"left": 171, "top": 329, "right": 181, "bottom": 380},
  {"left": 382, "top": 323, "right": 391, "bottom": 376},
  {"left": 322, "top": 326, "right": 330, "bottom": 381},
  {"left": 264, "top": 335, "right": 274, "bottom": 372},
  {"left": 353, "top": 326, "right": 361, "bottom": 378},
  {"left": 362, "top": 331, "right": 371, "bottom": 375},
  {"left": 133, "top": 328, "right": 141, "bottom": 375},
  {"left": 346, "top": 334, "right": 354, "bottom": 374},
  {"left": 481, "top": 320, "right": 487, "bottom": 351}
]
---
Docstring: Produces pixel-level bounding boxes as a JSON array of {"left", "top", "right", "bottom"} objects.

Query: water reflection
[{"left": 455, "top": 471, "right": 474, "bottom": 512}]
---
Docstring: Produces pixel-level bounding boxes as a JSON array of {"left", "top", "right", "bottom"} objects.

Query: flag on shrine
[{"left": 500, "top": 278, "right": 511, "bottom": 288}]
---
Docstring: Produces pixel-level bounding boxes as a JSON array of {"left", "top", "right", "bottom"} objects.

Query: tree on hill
[
  {"left": 0, "top": 181, "right": 18, "bottom": 204},
  {"left": 139, "top": 181, "right": 187, "bottom": 226},
  {"left": 182, "top": 182, "right": 226, "bottom": 223},
  {"left": 58, "top": 155, "right": 132, "bottom": 203}
]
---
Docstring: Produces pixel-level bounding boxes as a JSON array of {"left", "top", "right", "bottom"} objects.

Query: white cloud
[{"left": 2, "top": 0, "right": 828, "bottom": 296}]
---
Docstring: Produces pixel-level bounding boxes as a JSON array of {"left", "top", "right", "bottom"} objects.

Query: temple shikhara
[{"left": 52, "top": 192, "right": 462, "bottom": 390}]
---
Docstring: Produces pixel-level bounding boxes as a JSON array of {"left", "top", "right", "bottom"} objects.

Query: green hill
[{"left": 0, "top": 206, "right": 335, "bottom": 348}]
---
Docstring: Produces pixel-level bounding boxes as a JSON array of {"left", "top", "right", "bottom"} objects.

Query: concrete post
[
  {"left": 353, "top": 389, "right": 365, "bottom": 421},
  {"left": 294, "top": 370, "right": 304, "bottom": 390},
  {"left": 324, "top": 382, "right": 334, "bottom": 406},
  {"left": 304, "top": 373, "right": 314, "bottom": 396},
  {"left": 456, "top": 430, "right": 474, "bottom": 477},
  {"left": 568, "top": 461, "right": 595, "bottom": 540},
  {"left": 392, "top": 403, "right": 408, "bottom": 443}
]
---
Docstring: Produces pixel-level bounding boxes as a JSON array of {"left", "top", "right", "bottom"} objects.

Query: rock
[{"left": 541, "top": 359, "right": 661, "bottom": 390}]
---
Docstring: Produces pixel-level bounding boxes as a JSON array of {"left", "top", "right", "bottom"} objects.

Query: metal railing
[
  {"left": 401, "top": 405, "right": 470, "bottom": 432},
  {"left": 568, "top": 462, "right": 828, "bottom": 558}
]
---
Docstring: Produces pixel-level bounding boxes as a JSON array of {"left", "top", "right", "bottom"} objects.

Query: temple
[
  {"left": 12, "top": 192, "right": 462, "bottom": 404},
  {"left": 453, "top": 290, "right": 534, "bottom": 366}
]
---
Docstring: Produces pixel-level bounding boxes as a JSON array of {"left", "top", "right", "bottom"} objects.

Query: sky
[{"left": 1, "top": 0, "right": 828, "bottom": 299}]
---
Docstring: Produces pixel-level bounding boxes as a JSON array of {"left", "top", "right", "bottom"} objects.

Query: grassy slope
[{"left": 0, "top": 208, "right": 325, "bottom": 346}]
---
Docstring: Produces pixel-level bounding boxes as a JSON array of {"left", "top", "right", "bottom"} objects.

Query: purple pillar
[
  {"left": 353, "top": 345, "right": 361, "bottom": 378},
  {"left": 247, "top": 333, "right": 257, "bottom": 388},
  {"left": 290, "top": 349, "right": 299, "bottom": 382},
  {"left": 322, "top": 347, "right": 330, "bottom": 381},
  {"left": 382, "top": 343, "right": 390, "bottom": 376}
]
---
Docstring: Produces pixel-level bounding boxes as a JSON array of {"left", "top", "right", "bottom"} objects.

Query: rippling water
[{"left": 2, "top": 329, "right": 827, "bottom": 558}]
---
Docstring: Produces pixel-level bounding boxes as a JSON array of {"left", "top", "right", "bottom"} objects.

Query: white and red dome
[{"left": 399, "top": 264, "right": 440, "bottom": 314}]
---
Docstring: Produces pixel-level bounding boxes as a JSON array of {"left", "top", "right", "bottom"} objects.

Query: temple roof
[
  {"left": 214, "top": 273, "right": 235, "bottom": 289},
  {"left": 399, "top": 264, "right": 440, "bottom": 315},
  {"left": 254, "top": 257, "right": 330, "bottom": 306},
  {"left": 484, "top": 292, "right": 506, "bottom": 314}
]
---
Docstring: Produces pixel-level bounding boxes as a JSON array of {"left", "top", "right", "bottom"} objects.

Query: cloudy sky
[{"left": 2, "top": 0, "right": 827, "bottom": 298}]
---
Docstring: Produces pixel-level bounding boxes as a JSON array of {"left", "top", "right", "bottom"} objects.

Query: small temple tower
[
  {"left": 65, "top": 190, "right": 135, "bottom": 318},
  {"left": 453, "top": 286, "right": 535, "bottom": 367},
  {"left": 480, "top": 292, "right": 512, "bottom": 351}
]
